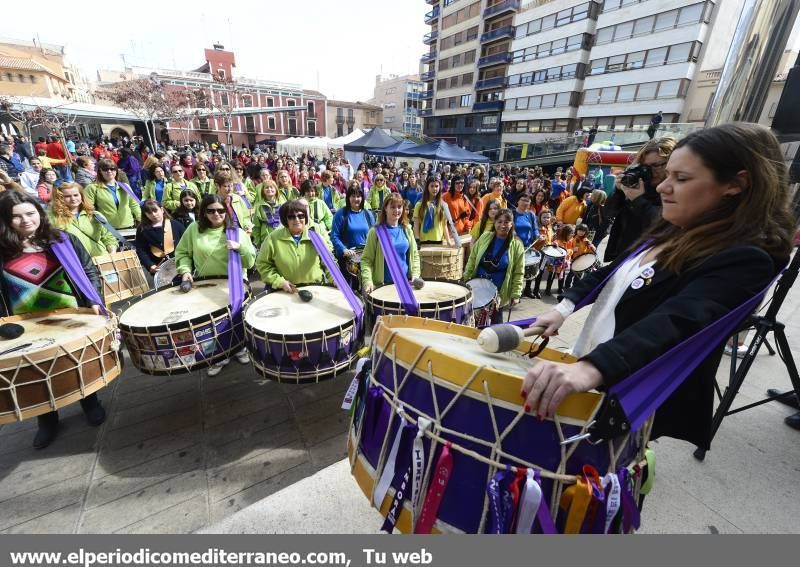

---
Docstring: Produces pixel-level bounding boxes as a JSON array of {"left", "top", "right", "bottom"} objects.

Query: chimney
[{"left": 213, "top": 43, "right": 225, "bottom": 50}]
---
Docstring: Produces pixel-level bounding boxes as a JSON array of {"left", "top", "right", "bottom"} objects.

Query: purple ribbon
[
  {"left": 616, "top": 467, "right": 640, "bottom": 533},
  {"left": 361, "top": 387, "right": 391, "bottom": 459},
  {"left": 50, "top": 232, "right": 107, "bottom": 315},
  {"left": 117, "top": 181, "right": 143, "bottom": 206},
  {"left": 534, "top": 470, "right": 557, "bottom": 534},
  {"left": 225, "top": 227, "right": 244, "bottom": 319},
  {"left": 380, "top": 421, "right": 418, "bottom": 533},
  {"left": 486, "top": 467, "right": 516, "bottom": 534},
  {"left": 375, "top": 225, "right": 418, "bottom": 317},
  {"left": 236, "top": 183, "right": 253, "bottom": 208},
  {"left": 307, "top": 228, "right": 364, "bottom": 330}
]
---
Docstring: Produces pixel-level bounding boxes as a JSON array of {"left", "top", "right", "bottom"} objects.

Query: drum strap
[
  {"left": 151, "top": 221, "right": 174, "bottom": 259},
  {"left": 375, "top": 225, "right": 418, "bottom": 316},
  {"left": 92, "top": 212, "right": 132, "bottom": 250},
  {"left": 117, "top": 181, "right": 143, "bottom": 206},
  {"left": 226, "top": 227, "right": 244, "bottom": 318},
  {"left": 50, "top": 232, "right": 107, "bottom": 315},
  {"left": 307, "top": 228, "right": 364, "bottom": 330}
]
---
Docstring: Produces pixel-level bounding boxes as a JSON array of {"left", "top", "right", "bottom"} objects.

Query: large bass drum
[{"left": 366, "top": 280, "right": 473, "bottom": 327}]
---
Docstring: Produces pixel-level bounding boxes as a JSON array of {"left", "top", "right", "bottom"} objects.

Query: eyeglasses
[
  {"left": 101, "top": 167, "right": 117, "bottom": 172},
  {"left": 206, "top": 208, "right": 226, "bottom": 215},
  {"left": 196, "top": 168, "right": 206, "bottom": 172},
  {"left": 286, "top": 213, "right": 307, "bottom": 221},
  {"left": 219, "top": 166, "right": 231, "bottom": 170},
  {"left": 172, "top": 169, "right": 183, "bottom": 173}
]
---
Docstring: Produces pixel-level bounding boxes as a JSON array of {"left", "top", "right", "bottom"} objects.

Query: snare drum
[
  {"left": 523, "top": 249, "right": 542, "bottom": 281},
  {"left": 348, "top": 316, "right": 653, "bottom": 534},
  {"left": 344, "top": 249, "right": 363, "bottom": 291},
  {"left": 458, "top": 234, "right": 472, "bottom": 267},
  {"left": 367, "top": 280, "right": 473, "bottom": 327},
  {"left": 541, "top": 245, "right": 568, "bottom": 274},
  {"left": 571, "top": 253, "right": 600, "bottom": 277},
  {"left": 92, "top": 249, "right": 151, "bottom": 306},
  {"left": 465, "top": 278, "right": 498, "bottom": 328},
  {"left": 244, "top": 285, "right": 364, "bottom": 384},
  {"left": 0, "top": 308, "right": 121, "bottom": 424},
  {"left": 118, "top": 279, "right": 249, "bottom": 375},
  {"left": 419, "top": 245, "right": 464, "bottom": 281},
  {"left": 153, "top": 258, "right": 179, "bottom": 289}
]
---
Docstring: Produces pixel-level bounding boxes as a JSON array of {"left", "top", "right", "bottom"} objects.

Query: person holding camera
[{"left": 603, "top": 137, "right": 676, "bottom": 262}]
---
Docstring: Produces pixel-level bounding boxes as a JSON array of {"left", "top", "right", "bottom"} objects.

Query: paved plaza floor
[{"left": 1, "top": 273, "right": 799, "bottom": 534}]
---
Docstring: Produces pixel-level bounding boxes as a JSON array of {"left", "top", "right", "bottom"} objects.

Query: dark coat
[
  {"left": 0, "top": 232, "right": 102, "bottom": 317},
  {"left": 602, "top": 185, "right": 661, "bottom": 262},
  {"left": 565, "top": 245, "right": 780, "bottom": 450},
  {"left": 134, "top": 220, "right": 186, "bottom": 270}
]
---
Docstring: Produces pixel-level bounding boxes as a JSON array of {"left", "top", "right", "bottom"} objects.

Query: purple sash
[
  {"left": 375, "top": 225, "right": 418, "bottom": 316},
  {"left": 307, "top": 228, "right": 364, "bottom": 330},
  {"left": 117, "top": 181, "right": 143, "bottom": 206},
  {"left": 225, "top": 227, "right": 244, "bottom": 319},
  {"left": 50, "top": 232, "right": 107, "bottom": 315},
  {"left": 236, "top": 183, "right": 252, "bottom": 208}
]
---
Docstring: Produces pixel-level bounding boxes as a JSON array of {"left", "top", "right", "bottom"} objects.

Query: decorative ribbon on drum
[
  {"left": 226, "top": 227, "right": 244, "bottom": 319},
  {"left": 375, "top": 225, "right": 418, "bottom": 316},
  {"left": 307, "top": 228, "right": 364, "bottom": 329},
  {"left": 50, "top": 232, "right": 108, "bottom": 315},
  {"left": 414, "top": 441, "right": 453, "bottom": 534}
]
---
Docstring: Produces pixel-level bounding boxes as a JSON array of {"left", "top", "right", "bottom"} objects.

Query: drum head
[
  {"left": 524, "top": 250, "right": 541, "bottom": 266},
  {"left": 0, "top": 311, "right": 110, "bottom": 360},
  {"left": 465, "top": 278, "right": 497, "bottom": 309},
  {"left": 370, "top": 280, "right": 469, "bottom": 306},
  {"left": 542, "top": 245, "right": 567, "bottom": 259},
  {"left": 245, "top": 285, "right": 357, "bottom": 335},
  {"left": 119, "top": 279, "right": 231, "bottom": 327},
  {"left": 572, "top": 253, "right": 598, "bottom": 272},
  {"left": 420, "top": 246, "right": 460, "bottom": 256}
]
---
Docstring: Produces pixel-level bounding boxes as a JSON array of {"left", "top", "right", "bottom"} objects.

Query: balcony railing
[
  {"left": 483, "top": 0, "right": 520, "bottom": 19},
  {"left": 473, "top": 100, "right": 504, "bottom": 112},
  {"left": 477, "top": 52, "right": 512, "bottom": 68},
  {"left": 420, "top": 70, "right": 436, "bottom": 81},
  {"left": 419, "top": 89, "right": 434, "bottom": 99},
  {"left": 424, "top": 7, "right": 440, "bottom": 24},
  {"left": 423, "top": 31, "right": 439, "bottom": 45},
  {"left": 475, "top": 77, "right": 506, "bottom": 90},
  {"left": 480, "top": 25, "right": 514, "bottom": 44},
  {"left": 420, "top": 51, "right": 437, "bottom": 63},
  {"left": 419, "top": 108, "right": 433, "bottom": 117}
]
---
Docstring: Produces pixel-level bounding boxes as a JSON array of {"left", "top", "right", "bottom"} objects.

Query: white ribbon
[
  {"left": 411, "top": 417, "right": 431, "bottom": 518},
  {"left": 602, "top": 472, "right": 621, "bottom": 534},
  {"left": 515, "top": 469, "right": 542, "bottom": 534},
  {"left": 372, "top": 407, "right": 406, "bottom": 507},
  {"left": 341, "top": 358, "right": 368, "bottom": 410}
]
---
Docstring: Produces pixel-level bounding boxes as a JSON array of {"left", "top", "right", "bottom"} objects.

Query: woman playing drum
[
  {"left": 0, "top": 192, "right": 106, "bottom": 448},
  {"left": 255, "top": 199, "right": 333, "bottom": 294},
  {"left": 175, "top": 194, "right": 256, "bottom": 376},
  {"left": 252, "top": 179, "right": 285, "bottom": 247},
  {"left": 83, "top": 158, "right": 141, "bottom": 230},
  {"left": 331, "top": 183, "right": 375, "bottom": 266},
  {"left": 564, "top": 223, "right": 597, "bottom": 290},
  {"left": 413, "top": 177, "right": 452, "bottom": 245},
  {"left": 464, "top": 208, "right": 524, "bottom": 324},
  {"left": 135, "top": 199, "right": 186, "bottom": 276},
  {"left": 522, "top": 123, "right": 794, "bottom": 455},
  {"left": 50, "top": 183, "right": 118, "bottom": 257},
  {"left": 532, "top": 223, "right": 574, "bottom": 299},
  {"left": 361, "top": 193, "right": 421, "bottom": 295}
]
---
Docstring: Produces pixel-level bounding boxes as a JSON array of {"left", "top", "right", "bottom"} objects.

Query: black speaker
[{"left": 771, "top": 54, "right": 800, "bottom": 135}]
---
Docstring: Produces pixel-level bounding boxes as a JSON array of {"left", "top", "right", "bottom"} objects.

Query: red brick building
[{"left": 132, "top": 44, "right": 326, "bottom": 148}]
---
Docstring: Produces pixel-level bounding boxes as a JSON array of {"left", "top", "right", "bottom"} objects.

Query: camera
[{"left": 619, "top": 163, "right": 652, "bottom": 188}]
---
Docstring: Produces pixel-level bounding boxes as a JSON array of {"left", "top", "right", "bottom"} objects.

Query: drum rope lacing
[{"left": 353, "top": 320, "right": 653, "bottom": 530}]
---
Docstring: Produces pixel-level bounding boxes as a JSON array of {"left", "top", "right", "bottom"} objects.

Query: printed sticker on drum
[
  {"left": 155, "top": 335, "right": 169, "bottom": 347},
  {"left": 162, "top": 310, "right": 190, "bottom": 324},
  {"left": 341, "top": 330, "right": 352, "bottom": 348},
  {"left": 180, "top": 354, "right": 197, "bottom": 367},
  {"left": 176, "top": 345, "right": 195, "bottom": 357},
  {"left": 102, "top": 270, "right": 119, "bottom": 284},
  {"left": 199, "top": 340, "right": 216, "bottom": 357},
  {"left": 194, "top": 326, "right": 215, "bottom": 342},
  {"left": 171, "top": 331, "right": 194, "bottom": 345},
  {"left": 135, "top": 335, "right": 153, "bottom": 350}
]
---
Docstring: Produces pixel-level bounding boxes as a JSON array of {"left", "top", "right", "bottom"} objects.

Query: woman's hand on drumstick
[
  {"left": 281, "top": 280, "right": 297, "bottom": 294},
  {"left": 530, "top": 309, "right": 564, "bottom": 338},
  {"left": 149, "top": 265, "right": 158, "bottom": 274},
  {"left": 91, "top": 305, "right": 102, "bottom": 316},
  {"left": 512, "top": 297, "right": 521, "bottom": 305},
  {"left": 343, "top": 249, "right": 355, "bottom": 258},
  {"left": 182, "top": 273, "right": 193, "bottom": 283},
  {"left": 226, "top": 239, "right": 241, "bottom": 251},
  {"left": 363, "top": 283, "right": 374, "bottom": 295},
  {"left": 522, "top": 360, "right": 603, "bottom": 418}
]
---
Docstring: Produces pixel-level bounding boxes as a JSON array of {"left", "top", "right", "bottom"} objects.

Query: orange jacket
[
  {"left": 573, "top": 236, "right": 596, "bottom": 259},
  {"left": 443, "top": 192, "right": 474, "bottom": 234},
  {"left": 556, "top": 196, "right": 585, "bottom": 226}
]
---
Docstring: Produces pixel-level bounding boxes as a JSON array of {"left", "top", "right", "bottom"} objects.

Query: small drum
[
  {"left": 345, "top": 249, "right": 363, "bottom": 291},
  {"left": 153, "top": 258, "right": 178, "bottom": 289},
  {"left": 419, "top": 245, "right": 464, "bottom": 281},
  {"left": 571, "top": 253, "right": 600, "bottom": 277},
  {"left": 119, "top": 279, "right": 248, "bottom": 375},
  {"left": 367, "top": 280, "right": 473, "bottom": 327},
  {"left": 524, "top": 248, "right": 542, "bottom": 281},
  {"left": 348, "top": 316, "right": 653, "bottom": 534},
  {"left": 541, "top": 245, "right": 568, "bottom": 274},
  {"left": 0, "top": 308, "right": 121, "bottom": 424},
  {"left": 244, "top": 285, "right": 364, "bottom": 384},
  {"left": 92, "top": 249, "right": 150, "bottom": 306},
  {"left": 458, "top": 233, "right": 472, "bottom": 267},
  {"left": 465, "top": 278, "right": 498, "bottom": 328},
  {"left": 117, "top": 228, "right": 137, "bottom": 245}
]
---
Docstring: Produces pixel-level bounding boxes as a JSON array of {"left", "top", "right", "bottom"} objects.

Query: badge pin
[
  {"left": 631, "top": 278, "right": 644, "bottom": 290},
  {"left": 641, "top": 267, "right": 655, "bottom": 279}
]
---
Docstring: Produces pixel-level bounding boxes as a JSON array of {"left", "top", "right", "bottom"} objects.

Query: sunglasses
[
  {"left": 101, "top": 167, "right": 117, "bottom": 171},
  {"left": 206, "top": 208, "right": 226, "bottom": 215},
  {"left": 172, "top": 169, "right": 183, "bottom": 173},
  {"left": 286, "top": 213, "right": 306, "bottom": 221},
  {"left": 219, "top": 166, "right": 231, "bottom": 170}
]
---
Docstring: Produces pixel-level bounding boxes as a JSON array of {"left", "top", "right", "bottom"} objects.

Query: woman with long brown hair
[{"left": 522, "top": 123, "right": 794, "bottom": 454}]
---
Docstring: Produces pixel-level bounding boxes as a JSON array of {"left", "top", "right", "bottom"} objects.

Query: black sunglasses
[
  {"left": 286, "top": 213, "right": 306, "bottom": 221},
  {"left": 206, "top": 208, "right": 226, "bottom": 215}
]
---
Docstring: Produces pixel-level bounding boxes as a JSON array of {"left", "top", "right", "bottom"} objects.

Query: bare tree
[
  {"left": 0, "top": 96, "right": 77, "bottom": 164},
  {"left": 207, "top": 75, "right": 245, "bottom": 160}
]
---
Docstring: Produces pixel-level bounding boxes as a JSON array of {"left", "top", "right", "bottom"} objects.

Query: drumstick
[{"left": 476, "top": 324, "right": 548, "bottom": 354}]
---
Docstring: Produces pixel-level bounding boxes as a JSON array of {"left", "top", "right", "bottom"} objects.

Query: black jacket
[
  {"left": 602, "top": 186, "right": 661, "bottom": 262},
  {"left": 0, "top": 232, "right": 102, "bottom": 317},
  {"left": 565, "top": 245, "right": 780, "bottom": 450},
  {"left": 134, "top": 220, "right": 186, "bottom": 270}
]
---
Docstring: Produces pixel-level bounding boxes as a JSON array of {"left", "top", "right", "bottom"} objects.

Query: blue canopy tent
[
  {"left": 393, "top": 139, "right": 490, "bottom": 164},
  {"left": 369, "top": 140, "right": 420, "bottom": 156},
  {"left": 342, "top": 128, "right": 399, "bottom": 152}
]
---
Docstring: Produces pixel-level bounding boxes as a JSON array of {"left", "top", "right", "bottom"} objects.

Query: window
[
  {"left": 607, "top": 54, "right": 626, "bottom": 72},
  {"left": 627, "top": 51, "right": 646, "bottom": 70},
  {"left": 590, "top": 58, "right": 606, "bottom": 75},
  {"left": 655, "top": 10, "right": 678, "bottom": 31},
  {"left": 555, "top": 92, "right": 572, "bottom": 107},
  {"left": 462, "top": 72, "right": 474, "bottom": 85},
  {"left": 267, "top": 97, "right": 274, "bottom": 107},
  {"left": 307, "top": 101, "right": 315, "bottom": 116},
  {"left": 584, "top": 89, "right": 600, "bottom": 105},
  {"left": 481, "top": 115, "right": 498, "bottom": 127},
  {"left": 617, "top": 84, "right": 637, "bottom": 102},
  {"left": 636, "top": 82, "right": 658, "bottom": 100},
  {"left": 437, "top": 78, "right": 447, "bottom": 90},
  {"left": 465, "top": 50, "right": 476, "bottom": 64},
  {"left": 337, "top": 124, "right": 344, "bottom": 137},
  {"left": 646, "top": 47, "right": 668, "bottom": 67},
  {"left": 541, "top": 93, "right": 556, "bottom": 108},
  {"left": 599, "top": 87, "right": 617, "bottom": 104},
  {"left": 268, "top": 116, "right": 276, "bottom": 130},
  {"left": 667, "top": 42, "right": 692, "bottom": 63},
  {"left": 596, "top": 26, "right": 614, "bottom": 44},
  {"left": 287, "top": 99, "right": 296, "bottom": 117},
  {"left": 464, "top": 117, "right": 474, "bottom": 128},
  {"left": 29, "top": 75, "right": 36, "bottom": 84},
  {"left": 678, "top": 2, "right": 704, "bottom": 25},
  {"left": 245, "top": 115, "right": 256, "bottom": 132},
  {"left": 449, "top": 77, "right": 459, "bottom": 88},
  {"left": 198, "top": 117, "right": 209, "bottom": 129},
  {"left": 439, "top": 117, "right": 456, "bottom": 128},
  {"left": 220, "top": 93, "right": 229, "bottom": 106},
  {"left": 242, "top": 95, "right": 253, "bottom": 107},
  {"left": 17, "top": 74, "right": 24, "bottom": 83},
  {"left": 460, "top": 94, "right": 472, "bottom": 107},
  {"left": 307, "top": 121, "right": 316, "bottom": 136},
  {"left": 452, "top": 53, "right": 461, "bottom": 67},
  {"left": 657, "top": 79, "right": 681, "bottom": 98},
  {"left": 614, "top": 21, "right": 634, "bottom": 41},
  {"left": 217, "top": 69, "right": 226, "bottom": 80},
  {"left": 466, "top": 25, "right": 479, "bottom": 41},
  {"left": 634, "top": 16, "right": 654, "bottom": 36},
  {"left": 288, "top": 118, "right": 297, "bottom": 135},
  {"left": 551, "top": 38, "right": 567, "bottom": 56},
  {"left": 515, "top": 97, "right": 529, "bottom": 110}
]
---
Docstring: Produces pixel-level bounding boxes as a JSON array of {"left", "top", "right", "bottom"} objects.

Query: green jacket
[
  {"left": 307, "top": 197, "right": 333, "bottom": 232},
  {"left": 222, "top": 193, "right": 254, "bottom": 232},
  {"left": 320, "top": 184, "right": 345, "bottom": 211},
  {"left": 366, "top": 185, "right": 392, "bottom": 211},
  {"left": 251, "top": 196, "right": 286, "bottom": 247},
  {"left": 256, "top": 226, "right": 333, "bottom": 289},
  {"left": 470, "top": 218, "right": 494, "bottom": 241},
  {"left": 51, "top": 211, "right": 117, "bottom": 257},
  {"left": 464, "top": 232, "right": 525, "bottom": 307},
  {"left": 142, "top": 179, "right": 167, "bottom": 203},
  {"left": 240, "top": 179, "right": 257, "bottom": 205},
  {"left": 163, "top": 180, "right": 199, "bottom": 212},
  {"left": 278, "top": 185, "right": 299, "bottom": 202},
  {"left": 174, "top": 222, "right": 255, "bottom": 279},
  {"left": 360, "top": 224, "right": 420, "bottom": 288},
  {"left": 83, "top": 182, "right": 141, "bottom": 229},
  {"left": 193, "top": 178, "right": 216, "bottom": 197}
]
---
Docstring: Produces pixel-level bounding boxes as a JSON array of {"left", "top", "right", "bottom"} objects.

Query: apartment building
[
  {"left": 370, "top": 74, "right": 425, "bottom": 136},
  {"left": 326, "top": 100, "right": 383, "bottom": 137}
]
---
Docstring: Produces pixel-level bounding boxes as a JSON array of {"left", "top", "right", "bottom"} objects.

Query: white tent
[
  {"left": 327, "top": 129, "right": 365, "bottom": 150},
  {"left": 277, "top": 136, "right": 332, "bottom": 157}
]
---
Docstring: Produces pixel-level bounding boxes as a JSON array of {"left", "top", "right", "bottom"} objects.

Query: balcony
[
  {"left": 420, "top": 50, "right": 437, "bottom": 64},
  {"left": 480, "top": 25, "right": 514, "bottom": 44},
  {"left": 419, "top": 108, "right": 433, "bottom": 117},
  {"left": 425, "top": 0, "right": 438, "bottom": 4},
  {"left": 424, "top": 6, "right": 440, "bottom": 24},
  {"left": 423, "top": 30, "right": 439, "bottom": 45},
  {"left": 477, "top": 52, "right": 512, "bottom": 68},
  {"left": 420, "top": 70, "right": 436, "bottom": 82},
  {"left": 419, "top": 89, "right": 434, "bottom": 100},
  {"left": 483, "top": 0, "right": 520, "bottom": 19},
  {"left": 475, "top": 77, "right": 506, "bottom": 91},
  {"left": 473, "top": 100, "right": 504, "bottom": 112}
]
